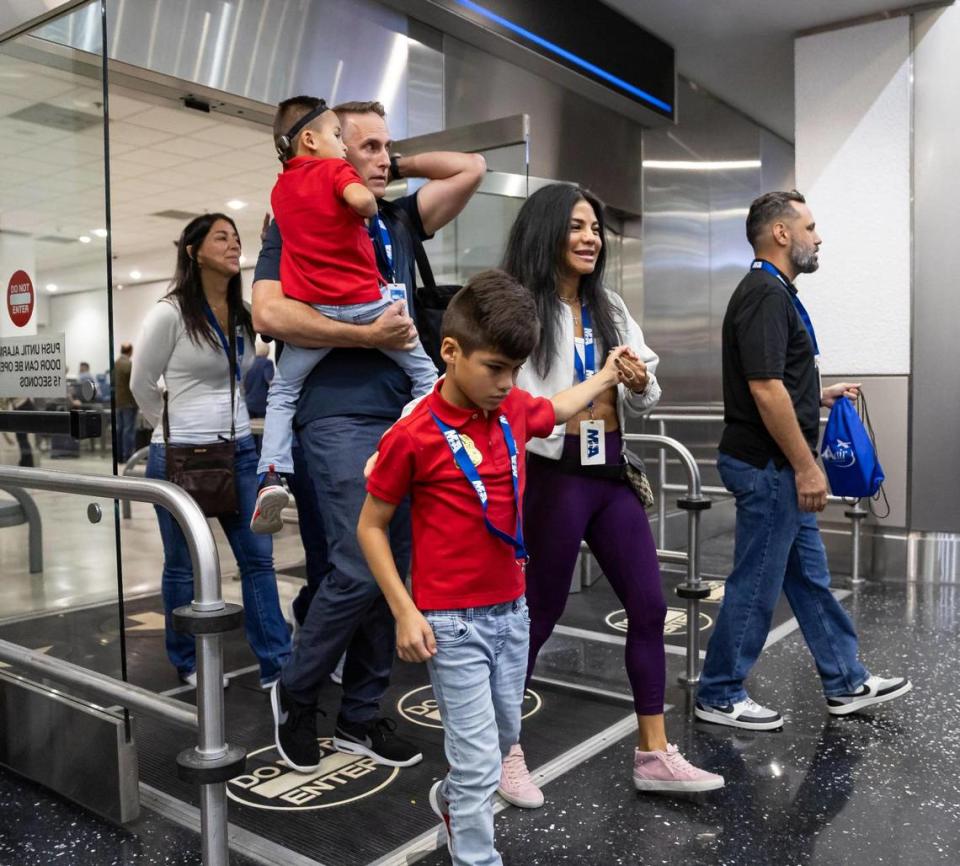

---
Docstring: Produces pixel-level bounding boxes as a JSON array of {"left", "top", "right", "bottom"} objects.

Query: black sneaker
[
  {"left": 332, "top": 717, "right": 423, "bottom": 767},
  {"left": 250, "top": 465, "right": 290, "bottom": 534},
  {"left": 270, "top": 680, "right": 320, "bottom": 772},
  {"left": 826, "top": 674, "right": 912, "bottom": 715}
]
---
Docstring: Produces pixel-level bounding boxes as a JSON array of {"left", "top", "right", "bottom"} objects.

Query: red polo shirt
[
  {"left": 367, "top": 381, "right": 556, "bottom": 610},
  {"left": 271, "top": 156, "right": 382, "bottom": 306}
]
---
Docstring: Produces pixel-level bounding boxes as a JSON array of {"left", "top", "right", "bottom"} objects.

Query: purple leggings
[{"left": 524, "top": 431, "right": 667, "bottom": 714}]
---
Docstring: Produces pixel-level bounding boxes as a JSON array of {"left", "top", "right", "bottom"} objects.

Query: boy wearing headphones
[{"left": 251, "top": 97, "right": 436, "bottom": 533}]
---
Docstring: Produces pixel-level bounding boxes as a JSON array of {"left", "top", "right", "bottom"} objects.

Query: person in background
[
  {"left": 501, "top": 183, "right": 723, "bottom": 802},
  {"left": 113, "top": 342, "right": 138, "bottom": 463},
  {"left": 77, "top": 362, "right": 99, "bottom": 401},
  {"left": 132, "top": 213, "right": 291, "bottom": 689},
  {"left": 244, "top": 339, "right": 274, "bottom": 450}
]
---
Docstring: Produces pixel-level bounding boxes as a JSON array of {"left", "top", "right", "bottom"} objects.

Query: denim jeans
[
  {"left": 697, "top": 454, "right": 868, "bottom": 706},
  {"left": 427, "top": 598, "right": 530, "bottom": 866},
  {"left": 146, "top": 435, "right": 291, "bottom": 683},
  {"left": 281, "top": 415, "right": 411, "bottom": 721},
  {"left": 256, "top": 294, "right": 436, "bottom": 475},
  {"left": 114, "top": 407, "right": 137, "bottom": 463}
]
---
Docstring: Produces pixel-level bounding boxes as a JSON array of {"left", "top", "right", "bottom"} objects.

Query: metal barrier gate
[{"left": 0, "top": 466, "right": 244, "bottom": 866}]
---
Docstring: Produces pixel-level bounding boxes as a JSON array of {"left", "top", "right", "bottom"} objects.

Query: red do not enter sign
[{"left": 7, "top": 270, "right": 34, "bottom": 328}]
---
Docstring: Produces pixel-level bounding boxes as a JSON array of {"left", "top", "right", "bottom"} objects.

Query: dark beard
[{"left": 791, "top": 244, "right": 819, "bottom": 274}]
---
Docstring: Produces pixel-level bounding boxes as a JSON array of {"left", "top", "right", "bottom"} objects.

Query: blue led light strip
[{"left": 453, "top": 0, "right": 672, "bottom": 114}]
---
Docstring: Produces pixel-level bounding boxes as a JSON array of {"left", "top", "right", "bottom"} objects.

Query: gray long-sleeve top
[{"left": 131, "top": 298, "right": 254, "bottom": 445}]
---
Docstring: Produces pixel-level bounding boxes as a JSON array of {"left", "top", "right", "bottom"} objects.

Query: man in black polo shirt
[
  {"left": 252, "top": 99, "right": 485, "bottom": 771},
  {"left": 695, "top": 190, "right": 910, "bottom": 731}
]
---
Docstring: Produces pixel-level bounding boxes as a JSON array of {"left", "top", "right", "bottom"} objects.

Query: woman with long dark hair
[
  {"left": 132, "top": 214, "right": 291, "bottom": 687},
  {"left": 497, "top": 184, "right": 723, "bottom": 804}
]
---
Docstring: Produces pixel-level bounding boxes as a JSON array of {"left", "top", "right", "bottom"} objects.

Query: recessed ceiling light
[
  {"left": 116, "top": 284, "right": 124, "bottom": 290},
  {"left": 130, "top": 270, "right": 142, "bottom": 280},
  {"left": 45, "top": 283, "right": 58, "bottom": 292},
  {"left": 92, "top": 228, "right": 108, "bottom": 238},
  {"left": 239, "top": 254, "right": 247, "bottom": 265},
  {"left": 78, "top": 235, "right": 91, "bottom": 243},
  {"left": 226, "top": 199, "right": 247, "bottom": 210}
]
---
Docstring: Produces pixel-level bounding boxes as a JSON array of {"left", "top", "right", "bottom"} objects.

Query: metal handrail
[
  {"left": 650, "top": 413, "right": 869, "bottom": 583},
  {"left": 623, "top": 433, "right": 707, "bottom": 686},
  {"left": 0, "top": 466, "right": 233, "bottom": 866},
  {"left": 120, "top": 446, "right": 150, "bottom": 519}
]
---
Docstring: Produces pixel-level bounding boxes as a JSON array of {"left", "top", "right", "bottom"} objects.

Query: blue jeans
[
  {"left": 146, "top": 436, "right": 291, "bottom": 683},
  {"left": 256, "top": 294, "right": 436, "bottom": 475},
  {"left": 281, "top": 415, "right": 411, "bottom": 721},
  {"left": 427, "top": 598, "right": 530, "bottom": 866},
  {"left": 115, "top": 407, "right": 137, "bottom": 463},
  {"left": 697, "top": 454, "right": 868, "bottom": 706}
]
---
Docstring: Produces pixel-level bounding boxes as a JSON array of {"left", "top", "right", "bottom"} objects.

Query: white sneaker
[
  {"left": 250, "top": 476, "right": 290, "bottom": 535},
  {"left": 826, "top": 674, "right": 912, "bottom": 715},
  {"left": 180, "top": 671, "right": 230, "bottom": 689},
  {"left": 695, "top": 696, "right": 783, "bottom": 731}
]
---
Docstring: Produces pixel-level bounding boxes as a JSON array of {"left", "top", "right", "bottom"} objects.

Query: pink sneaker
[
  {"left": 633, "top": 744, "right": 724, "bottom": 793},
  {"left": 498, "top": 743, "right": 544, "bottom": 808}
]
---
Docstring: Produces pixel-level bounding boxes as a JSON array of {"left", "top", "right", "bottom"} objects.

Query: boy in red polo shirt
[
  {"left": 251, "top": 95, "right": 436, "bottom": 533},
  {"left": 358, "top": 270, "right": 630, "bottom": 866}
]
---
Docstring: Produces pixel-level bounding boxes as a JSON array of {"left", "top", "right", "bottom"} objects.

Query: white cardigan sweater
[{"left": 518, "top": 290, "right": 661, "bottom": 460}]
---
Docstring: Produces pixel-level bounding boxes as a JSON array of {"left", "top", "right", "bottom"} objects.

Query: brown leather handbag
[{"left": 163, "top": 323, "right": 239, "bottom": 518}]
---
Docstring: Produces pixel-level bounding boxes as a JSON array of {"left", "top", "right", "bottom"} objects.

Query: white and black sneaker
[
  {"left": 333, "top": 717, "right": 423, "bottom": 767},
  {"left": 695, "top": 696, "right": 783, "bottom": 731},
  {"left": 826, "top": 674, "right": 912, "bottom": 715},
  {"left": 270, "top": 680, "right": 321, "bottom": 772},
  {"left": 250, "top": 466, "right": 290, "bottom": 535}
]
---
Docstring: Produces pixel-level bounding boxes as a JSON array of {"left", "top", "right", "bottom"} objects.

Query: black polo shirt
[
  {"left": 718, "top": 262, "right": 821, "bottom": 468},
  {"left": 253, "top": 191, "right": 431, "bottom": 425}
]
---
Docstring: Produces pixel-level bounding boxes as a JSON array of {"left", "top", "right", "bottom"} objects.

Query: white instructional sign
[{"left": 0, "top": 332, "right": 66, "bottom": 398}]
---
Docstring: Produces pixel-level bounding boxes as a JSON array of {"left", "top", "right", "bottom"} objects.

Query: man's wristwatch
[{"left": 388, "top": 154, "right": 403, "bottom": 182}]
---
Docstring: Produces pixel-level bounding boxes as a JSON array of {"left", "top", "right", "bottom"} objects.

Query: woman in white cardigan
[
  {"left": 499, "top": 184, "right": 723, "bottom": 803},
  {"left": 132, "top": 214, "right": 291, "bottom": 689}
]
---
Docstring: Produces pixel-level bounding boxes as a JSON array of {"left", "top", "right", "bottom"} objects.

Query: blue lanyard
[
  {"left": 752, "top": 259, "right": 820, "bottom": 356},
  {"left": 431, "top": 411, "right": 527, "bottom": 560},
  {"left": 372, "top": 215, "right": 395, "bottom": 281},
  {"left": 203, "top": 302, "right": 244, "bottom": 381},
  {"left": 572, "top": 303, "right": 595, "bottom": 382}
]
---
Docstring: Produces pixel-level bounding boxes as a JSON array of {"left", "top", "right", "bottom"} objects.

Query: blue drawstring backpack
[{"left": 820, "top": 393, "right": 886, "bottom": 505}]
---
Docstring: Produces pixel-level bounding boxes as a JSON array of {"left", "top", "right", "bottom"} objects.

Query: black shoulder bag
[
  {"left": 163, "top": 317, "right": 239, "bottom": 517},
  {"left": 382, "top": 200, "right": 461, "bottom": 370}
]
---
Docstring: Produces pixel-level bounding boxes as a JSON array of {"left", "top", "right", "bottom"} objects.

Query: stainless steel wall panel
[
  {"left": 442, "top": 36, "right": 644, "bottom": 215},
  {"left": 910, "top": 5, "right": 960, "bottom": 532},
  {"left": 0, "top": 0, "right": 85, "bottom": 44},
  {"left": 40, "top": 0, "right": 417, "bottom": 136}
]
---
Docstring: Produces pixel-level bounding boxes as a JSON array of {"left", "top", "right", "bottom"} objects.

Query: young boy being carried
[
  {"left": 251, "top": 96, "right": 436, "bottom": 533},
  {"left": 358, "top": 270, "right": 631, "bottom": 866}
]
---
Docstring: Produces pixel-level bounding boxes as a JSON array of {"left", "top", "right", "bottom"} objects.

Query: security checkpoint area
[{"left": 2, "top": 1, "right": 960, "bottom": 865}]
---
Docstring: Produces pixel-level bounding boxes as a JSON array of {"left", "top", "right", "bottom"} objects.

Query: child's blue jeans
[
  {"left": 425, "top": 597, "right": 530, "bottom": 866},
  {"left": 256, "top": 290, "right": 437, "bottom": 475}
]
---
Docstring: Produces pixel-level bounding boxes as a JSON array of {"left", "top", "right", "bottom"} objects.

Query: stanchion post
[
  {"left": 676, "top": 496, "right": 711, "bottom": 686},
  {"left": 657, "top": 420, "right": 667, "bottom": 550},
  {"left": 845, "top": 499, "right": 869, "bottom": 585}
]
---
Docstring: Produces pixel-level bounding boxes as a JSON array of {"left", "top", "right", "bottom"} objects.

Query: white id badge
[
  {"left": 386, "top": 282, "right": 407, "bottom": 305},
  {"left": 579, "top": 419, "right": 605, "bottom": 466}
]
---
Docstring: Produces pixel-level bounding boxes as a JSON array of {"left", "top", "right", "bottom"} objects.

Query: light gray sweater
[{"left": 131, "top": 298, "right": 254, "bottom": 445}]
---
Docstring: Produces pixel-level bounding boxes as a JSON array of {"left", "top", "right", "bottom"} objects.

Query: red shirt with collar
[
  {"left": 271, "top": 156, "right": 382, "bottom": 306},
  {"left": 367, "top": 380, "right": 556, "bottom": 610}
]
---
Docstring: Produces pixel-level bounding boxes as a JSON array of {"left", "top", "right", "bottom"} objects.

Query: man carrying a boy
[
  {"left": 358, "top": 271, "right": 632, "bottom": 865},
  {"left": 253, "top": 98, "right": 485, "bottom": 770}
]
